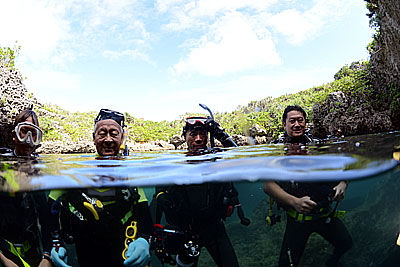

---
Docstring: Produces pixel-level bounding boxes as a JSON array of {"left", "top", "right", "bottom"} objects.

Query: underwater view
[{"left": 1, "top": 131, "right": 399, "bottom": 267}]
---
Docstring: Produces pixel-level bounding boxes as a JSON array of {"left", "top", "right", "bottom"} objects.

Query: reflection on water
[
  {"left": 0, "top": 132, "right": 400, "bottom": 266},
  {"left": 1, "top": 132, "right": 399, "bottom": 192}
]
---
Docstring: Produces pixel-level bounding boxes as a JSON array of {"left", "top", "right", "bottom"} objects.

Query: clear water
[{"left": 1, "top": 131, "right": 400, "bottom": 266}]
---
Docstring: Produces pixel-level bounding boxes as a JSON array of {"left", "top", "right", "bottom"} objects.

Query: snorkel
[
  {"left": 199, "top": 103, "right": 215, "bottom": 148},
  {"left": 199, "top": 103, "right": 238, "bottom": 148},
  {"left": 120, "top": 125, "right": 129, "bottom": 156}
]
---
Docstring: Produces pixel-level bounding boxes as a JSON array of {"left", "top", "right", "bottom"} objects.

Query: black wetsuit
[
  {"left": 0, "top": 191, "right": 56, "bottom": 267},
  {"left": 0, "top": 149, "right": 56, "bottom": 267},
  {"left": 153, "top": 182, "right": 240, "bottom": 267},
  {"left": 274, "top": 134, "right": 353, "bottom": 267},
  {"left": 50, "top": 187, "right": 153, "bottom": 267}
]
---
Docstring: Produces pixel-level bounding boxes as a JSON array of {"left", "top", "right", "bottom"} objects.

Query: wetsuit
[
  {"left": 49, "top": 187, "right": 153, "bottom": 267},
  {"left": 0, "top": 149, "right": 56, "bottom": 267},
  {"left": 0, "top": 192, "right": 56, "bottom": 267},
  {"left": 274, "top": 134, "right": 353, "bottom": 267},
  {"left": 153, "top": 182, "right": 240, "bottom": 267}
]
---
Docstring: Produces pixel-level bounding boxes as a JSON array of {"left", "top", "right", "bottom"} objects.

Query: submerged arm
[{"left": 263, "top": 181, "right": 316, "bottom": 213}]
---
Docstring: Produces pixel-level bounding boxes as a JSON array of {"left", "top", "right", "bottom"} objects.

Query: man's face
[
  {"left": 185, "top": 128, "right": 208, "bottom": 152},
  {"left": 93, "top": 119, "right": 122, "bottom": 156},
  {"left": 283, "top": 110, "right": 306, "bottom": 138}
]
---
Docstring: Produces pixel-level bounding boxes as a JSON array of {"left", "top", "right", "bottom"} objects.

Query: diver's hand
[
  {"left": 292, "top": 196, "right": 317, "bottom": 214},
  {"left": 51, "top": 247, "right": 71, "bottom": 267},
  {"left": 0, "top": 252, "right": 18, "bottom": 267},
  {"left": 207, "top": 120, "right": 222, "bottom": 136},
  {"left": 333, "top": 181, "right": 348, "bottom": 202},
  {"left": 123, "top": 238, "right": 150, "bottom": 267},
  {"left": 38, "top": 258, "right": 52, "bottom": 267}
]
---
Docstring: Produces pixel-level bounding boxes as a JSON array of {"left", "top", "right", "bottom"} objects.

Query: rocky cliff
[
  {"left": 368, "top": 0, "right": 400, "bottom": 128},
  {"left": 311, "top": 1, "right": 400, "bottom": 137},
  {"left": 0, "top": 66, "right": 39, "bottom": 148}
]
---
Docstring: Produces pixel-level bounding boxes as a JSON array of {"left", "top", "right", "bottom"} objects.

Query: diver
[
  {"left": 0, "top": 109, "right": 58, "bottom": 267},
  {"left": 49, "top": 109, "right": 153, "bottom": 267},
  {"left": 151, "top": 105, "right": 249, "bottom": 267},
  {"left": 263, "top": 105, "right": 352, "bottom": 267}
]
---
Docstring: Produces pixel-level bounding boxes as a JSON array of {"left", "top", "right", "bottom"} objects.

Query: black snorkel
[
  {"left": 199, "top": 103, "right": 238, "bottom": 148},
  {"left": 199, "top": 103, "right": 216, "bottom": 148},
  {"left": 199, "top": 104, "right": 249, "bottom": 226}
]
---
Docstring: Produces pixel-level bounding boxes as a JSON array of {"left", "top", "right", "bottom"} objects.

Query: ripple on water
[{"left": 0, "top": 132, "right": 399, "bottom": 192}]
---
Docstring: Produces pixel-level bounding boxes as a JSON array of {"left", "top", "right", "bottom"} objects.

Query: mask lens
[
  {"left": 15, "top": 122, "right": 43, "bottom": 146},
  {"left": 186, "top": 117, "right": 207, "bottom": 125},
  {"left": 20, "top": 126, "right": 38, "bottom": 141}
]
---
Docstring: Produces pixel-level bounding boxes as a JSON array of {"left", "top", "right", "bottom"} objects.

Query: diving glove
[
  {"left": 123, "top": 238, "right": 150, "bottom": 267},
  {"left": 207, "top": 120, "right": 237, "bottom": 147},
  {"left": 51, "top": 247, "right": 71, "bottom": 267}
]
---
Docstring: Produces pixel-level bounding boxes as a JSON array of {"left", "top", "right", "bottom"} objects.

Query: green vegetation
[
  {"left": 0, "top": 42, "right": 21, "bottom": 69},
  {"left": 211, "top": 61, "right": 372, "bottom": 140},
  {"left": 35, "top": 60, "right": 377, "bottom": 143}
]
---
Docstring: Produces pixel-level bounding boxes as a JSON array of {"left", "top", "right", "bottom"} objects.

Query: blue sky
[{"left": 1, "top": 0, "right": 373, "bottom": 121}]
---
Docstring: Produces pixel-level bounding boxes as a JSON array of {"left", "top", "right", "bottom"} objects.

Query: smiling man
[
  {"left": 93, "top": 118, "right": 123, "bottom": 156},
  {"left": 50, "top": 109, "right": 152, "bottom": 267},
  {"left": 264, "top": 105, "right": 352, "bottom": 267}
]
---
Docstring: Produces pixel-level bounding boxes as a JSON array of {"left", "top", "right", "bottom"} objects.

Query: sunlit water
[
  {"left": 1, "top": 132, "right": 399, "bottom": 192},
  {"left": 1, "top": 131, "right": 400, "bottom": 266}
]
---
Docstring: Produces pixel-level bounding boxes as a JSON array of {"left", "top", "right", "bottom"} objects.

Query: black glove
[{"left": 206, "top": 119, "right": 237, "bottom": 148}]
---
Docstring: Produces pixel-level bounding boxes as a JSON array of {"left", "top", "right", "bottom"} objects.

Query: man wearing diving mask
[
  {"left": 49, "top": 109, "right": 152, "bottom": 267},
  {"left": 151, "top": 107, "right": 249, "bottom": 267}
]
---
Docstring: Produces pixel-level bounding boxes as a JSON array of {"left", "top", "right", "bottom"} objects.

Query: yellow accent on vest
[
  {"left": 2, "top": 169, "right": 19, "bottom": 192},
  {"left": 4, "top": 239, "right": 31, "bottom": 267},
  {"left": 286, "top": 208, "right": 346, "bottom": 222}
]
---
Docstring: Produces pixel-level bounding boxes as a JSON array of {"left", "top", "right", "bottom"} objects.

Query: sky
[{"left": 1, "top": 0, "right": 373, "bottom": 121}]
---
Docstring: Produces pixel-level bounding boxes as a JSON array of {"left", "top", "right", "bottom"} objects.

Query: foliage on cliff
[
  {"left": 37, "top": 104, "right": 182, "bottom": 143},
  {"left": 0, "top": 42, "right": 21, "bottom": 69},
  {"left": 34, "top": 60, "right": 374, "bottom": 143}
]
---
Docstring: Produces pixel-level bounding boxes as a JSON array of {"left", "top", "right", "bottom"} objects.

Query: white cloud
[
  {"left": 0, "top": 0, "right": 71, "bottom": 66},
  {"left": 103, "top": 49, "right": 153, "bottom": 64},
  {"left": 267, "top": 0, "right": 354, "bottom": 45},
  {"left": 172, "top": 12, "right": 281, "bottom": 76},
  {"left": 158, "top": 0, "right": 278, "bottom": 31}
]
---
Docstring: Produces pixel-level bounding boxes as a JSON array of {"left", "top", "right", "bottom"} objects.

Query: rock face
[
  {"left": 368, "top": 0, "right": 400, "bottom": 128},
  {"left": 312, "top": 91, "right": 393, "bottom": 137},
  {"left": 37, "top": 140, "right": 96, "bottom": 154},
  {"left": 0, "top": 66, "right": 39, "bottom": 148},
  {"left": 170, "top": 135, "right": 185, "bottom": 149}
]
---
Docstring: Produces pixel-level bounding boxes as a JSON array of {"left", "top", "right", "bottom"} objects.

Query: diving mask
[
  {"left": 14, "top": 122, "right": 43, "bottom": 146},
  {"left": 183, "top": 117, "right": 209, "bottom": 136},
  {"left": 94, "top": 109, "right": 125, "bottom": 127},
  {"left": 185, "top": 117, "right": 208, "bottom": 125}
]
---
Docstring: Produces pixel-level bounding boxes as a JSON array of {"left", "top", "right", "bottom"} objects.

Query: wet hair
[
  {"left": 282, "top": 105, "right": 307, "bottom": 123},
  {"left": 14, "top": 110, "right": 39, "bottom": 127}
]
